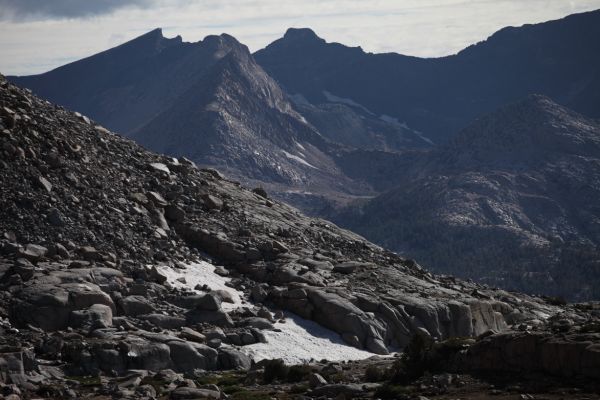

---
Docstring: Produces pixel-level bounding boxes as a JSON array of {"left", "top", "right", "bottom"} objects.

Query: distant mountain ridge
[{"left": 255, "top": 10, "right": 600, "bottom": 142}]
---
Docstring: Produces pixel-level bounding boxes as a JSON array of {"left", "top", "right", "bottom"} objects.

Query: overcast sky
[{"left": 1, "top": 0, "right": 599, "bottom": 76}]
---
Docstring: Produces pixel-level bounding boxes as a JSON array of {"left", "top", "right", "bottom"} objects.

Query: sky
[{"left": 1, "top": 0, "right": 599, "bottom": 76}]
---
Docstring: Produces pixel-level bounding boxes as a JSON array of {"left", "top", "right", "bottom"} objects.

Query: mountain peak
[
  {"left": 144, "top": 27, "right": 164, "bottom": 37},
  {"left": 118, "top": 27, "right": 183, "bottom": 53},
  {"left": 283, "top": 27, "right": 324, "bottom": 43},
  {"left": 201, "top": 33, "right": 250, "bottom": 56},
  {"left": 131, "top": 27, "right": 167, "bottom": 43}
]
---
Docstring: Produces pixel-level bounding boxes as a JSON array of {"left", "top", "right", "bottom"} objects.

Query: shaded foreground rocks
[
  {"left": 0, "top": 75, "right": 599, "bottom": 398},
  {"left": 456, "top": 331, "right": 600, "bottom": 379}
]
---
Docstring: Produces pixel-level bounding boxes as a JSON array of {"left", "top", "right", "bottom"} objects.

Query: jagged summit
[
  {"left": 256, "top": 10, "right": 600, "bottom": 142},
  {"left": 112, "top": 27, "right": 183, "bottom": 53},
  {"left": 141, "top": 27, "right": 164, "bottom": 37},
  {"left": 130, "top": 34, "right": 355, "bottom": 188},
  {"left": 283, "top": 27, "right": 324, "bottom": 42},
  {"left": 9, "top": 29, "right": 257, "bottom": 135},
  {"left": 201, "top": 32, "right": 250, "bottom": 54}
]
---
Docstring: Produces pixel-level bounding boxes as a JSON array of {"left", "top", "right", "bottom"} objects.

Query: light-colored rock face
[{"left": 274, "top": 286, "right": 508, "bottom": 352}]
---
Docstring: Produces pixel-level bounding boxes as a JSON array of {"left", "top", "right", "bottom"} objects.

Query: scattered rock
[
  {"left": 36, "top": 176, "right": 52, "bottom": 193},
  {"left": 119, "top": 296, "right": 155, "bottom": 317},
  {"left": 309, "top": 372, "right": 327, "bottom": 388}
]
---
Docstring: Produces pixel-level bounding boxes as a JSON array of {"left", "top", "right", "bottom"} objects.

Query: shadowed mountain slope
[{"left": 331, "top": 95, "right": 600, "bottom": 300}]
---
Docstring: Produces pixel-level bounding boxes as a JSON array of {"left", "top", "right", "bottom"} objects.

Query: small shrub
[
  {"left": 195, "top": 375, "right": 219, "bottom": 385},
  {"left": 231, "top": 390, "right": 272, "bottom": 400},
  {"left": 390, "top": 332, "right": 434, "bottom": 384},
  {"left": 364, "top": 365, "right": 385, "bottom": 382},
  {"left": 287, "top": 365, "right": 312, "bottom": 383},
  {"left": 289, "top": 383, "right": 309, "bottom": 394},
  {"left": 329, "top": 371, "right": 346, "bottom": 383},
  {"left": 374, "top": 384, "right": 412, "bottom": 399},
  {"left": 65, "top": 376, "right": 102, "bottom": 387},
  {"left": 139, "top": 376, "right": 167, "bottom": 392},
  {"left": 580, "top": 322, "right": 600, "bottom": 333},
  {"left": 252, "top": 187, "right": 268, "bottom": 198},
  {"left": 217, "top": 373, "right": 244, "bottom": 387},
  {"left": 263, "top": 359, "right": 289, "bottom": 383},
  {"left": 222, "top": 385, "right": 245, "bottom": 395},
  {"left": 543, "top": 295, "right": 567, "bottom": 306}
]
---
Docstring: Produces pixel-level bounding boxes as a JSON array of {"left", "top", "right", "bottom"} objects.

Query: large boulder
[
  {"left": 0, "top": 352, "right": 25, "bottom": 383},
  {"left": 119, "top": 295, "right": 155, "bottom": 317},
  {"left": 186, "top": 309, "right": 234, "bottom": 328},
  {"left": 274, "top": 287, "right": 388, "bottom": 354},
  {"left": 167, "top": 341, "right": 218, "bottom": 372},
  {"left": 142, "top": 314, "right": 186, "bottom": 329},
  {"left": 69, "top": 304, "right": 113, "bottom": 330},
  {"left": 217, "top": 348, "right": 251, "bottom": 370},
  {"left": 10, "top": 280, "right": 115, "bottom": 331},
  {"left": 119, "top": 338, "right": 171, "bottom": 371},
  {"left": 195, "top": 293, "right": 222, "bottom": 311}
]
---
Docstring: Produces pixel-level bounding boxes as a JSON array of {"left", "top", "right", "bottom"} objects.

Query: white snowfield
[
  {"left": 323, "top": 90, "right": 375, "bottom": 115},
  {"left": 158, "top": 262, "right": 243, "bottom": 310},
  {"left": 379, "top": 114, "right": 435, "bottom": 145},
  {"left": 158, "top": 262, "right": 380, "bottom": 364},
  {"left": 282, "top": 150, "right": 318, "bottom": 169},
  {"left": 243, "top": 312, "right": 378, "bottom": 364}
]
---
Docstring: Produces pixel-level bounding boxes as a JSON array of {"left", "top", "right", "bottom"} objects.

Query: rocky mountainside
[
  {"left": 1, "top": 74, "right": 598, "bottom": 398},
  {"left": 255, "top": 10, "right": 600, "bottom": 142},
  {"left": 331, "top": 95, "right": 600, "bottom": 301}
]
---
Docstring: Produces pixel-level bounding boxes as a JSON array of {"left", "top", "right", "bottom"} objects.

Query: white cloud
[{"left": 1, "top": 0, "right": 599, "bottom": 75}]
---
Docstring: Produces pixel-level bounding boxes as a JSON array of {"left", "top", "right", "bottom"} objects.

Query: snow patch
[
  {"left": 282, "top": 150, "right": 318, "bottom": 169},
  {"left": 158, "top": 262, "right": 243, "bottom": 310},
  {"left": 285, "top": 189, "right": 315, "bottom": 195},
  {"left": 323, "top": 90, "right": 374, "bottom": 115},
  {"left": 243, "top": 312, "right": 378, "bottom": 364},
  {"left": 380, "top": 114, "right": 409, "bottom": 129},
  {"left": 158, "top": 262, "right": 379, "bottom": 364},
  {"left": 379, "top": 114, "right": 435, "bottom": 145}
]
